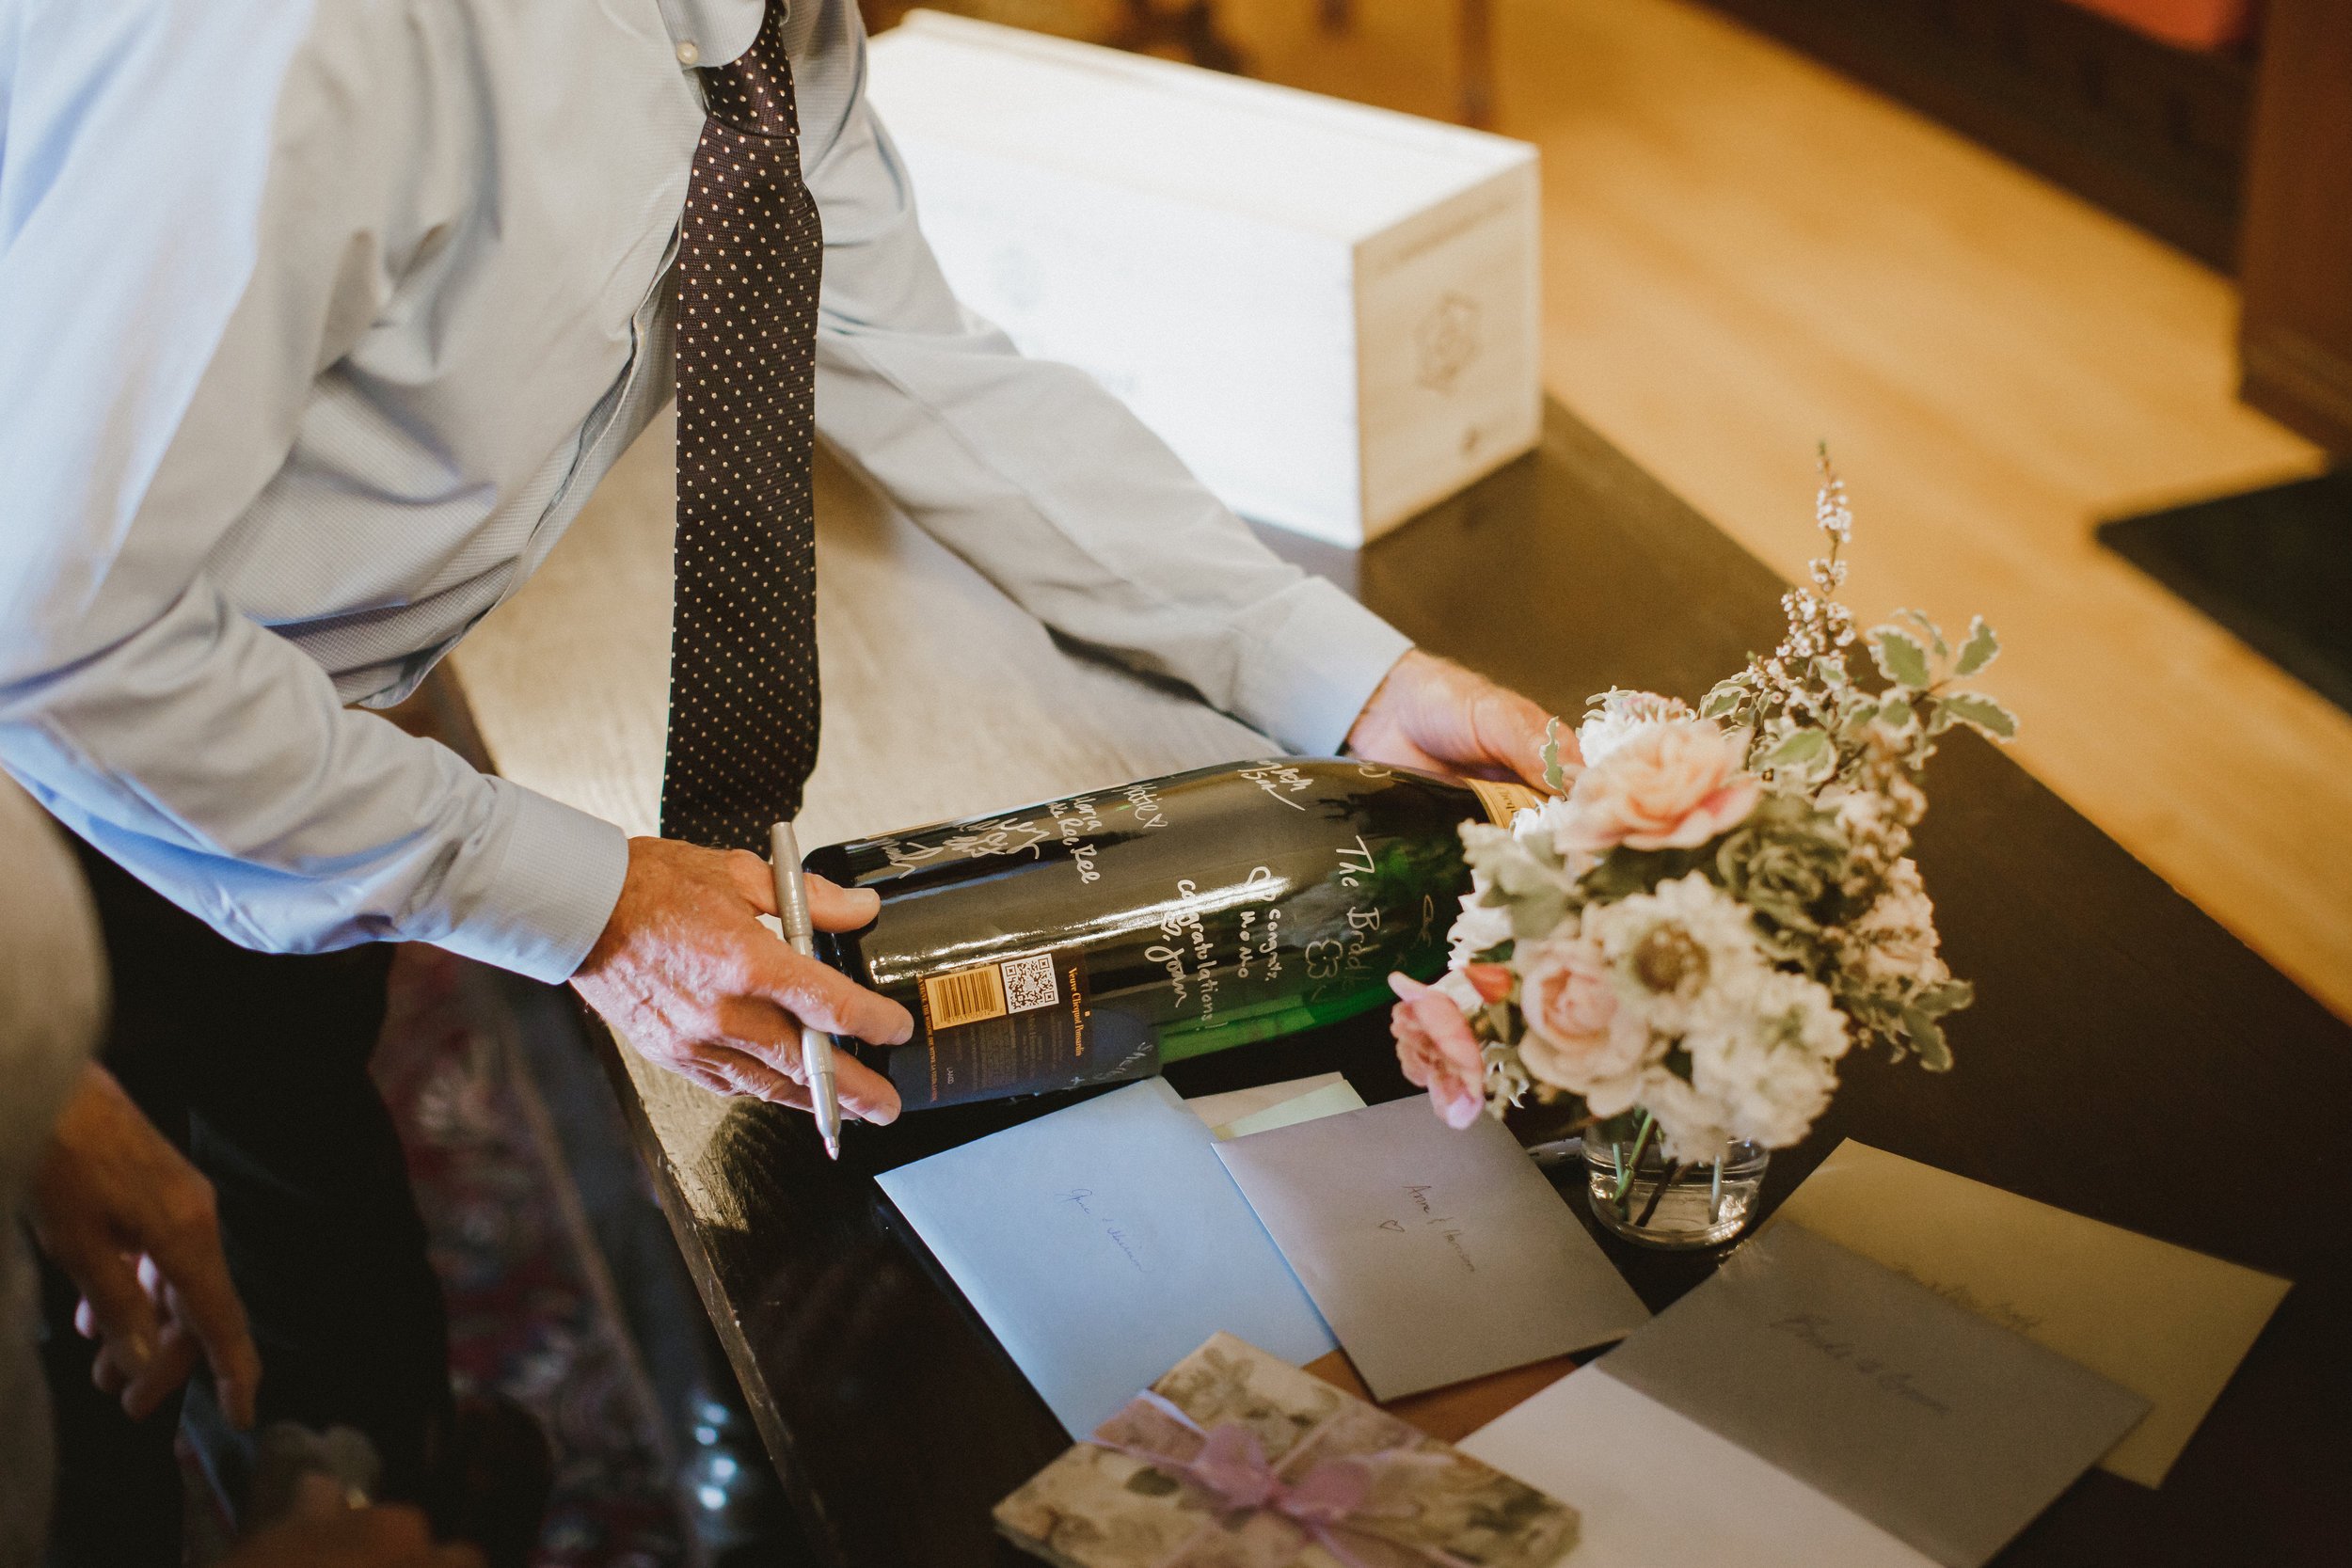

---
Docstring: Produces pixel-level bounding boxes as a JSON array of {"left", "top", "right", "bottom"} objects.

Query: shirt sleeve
[
  {"left": 796, "top": 6, "right": 1413, "bottom": 755},
  {"left": 0, "top": 0, "right": 626, "bottom": 983}
]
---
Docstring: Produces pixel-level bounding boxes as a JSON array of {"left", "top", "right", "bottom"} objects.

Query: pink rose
[
  {"left": 1387, "top": 974, "right": 1487, "bottom": 1129},
  {"left": 1556, "top": 719, "right": 1761, "bottom": 853},
  {"left": 1515, "top": 937, "right": 1649, "bottom": 1108}
]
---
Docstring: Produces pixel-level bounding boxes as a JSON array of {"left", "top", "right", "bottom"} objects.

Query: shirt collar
[{"left": 654, "top": 0, "right": 768, "bottom": 70}]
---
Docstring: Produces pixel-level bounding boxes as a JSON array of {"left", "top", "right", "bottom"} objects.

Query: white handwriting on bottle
[
  {"left": 1057, "top": 1188, "right": 1148, "bottom": 1274},
  {"left": 1238, "top": 763, "right": 1313, "bottom": 811},
  {"left": 1049, "top": 796, "right": 1104, "bottom": 883},
  {"left": 1233, "top": 867, "right": 1283, "bottom": 982},
  {"left": 941, "top": 816, "right": 1053, "bottom": 861},
  {"left": 1120, "top": 781, "right": 1168, "bottom": 830}
]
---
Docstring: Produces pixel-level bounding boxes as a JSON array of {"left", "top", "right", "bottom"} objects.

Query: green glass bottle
[{"left": 803, "top": 758, "right": 1539, "bottom": 1110}]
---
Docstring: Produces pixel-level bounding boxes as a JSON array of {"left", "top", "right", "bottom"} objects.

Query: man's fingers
[
  {"left": 1476, "top": 687, "right": 1565, "bottom": 790},
  {"left": 723, "top": 847, "right": 782, "bottom": 917},
  {"left": 704, "top": 1041, "right": 816, "bottom": 1109},
  {"left": 142, "top": 1203, "right": 262, "bottom": 1429},
  {"left": 750, "top": 948, "right": 914, "bottom": 1046},
  {"left": 119, "top": 1322, "right": 199, "bottom": 1420},
  {"left": 804, "top": 872, "right": 881, "bottom": 933},
  {"left": 63, "top": 1247, "right": 157, "bottom": 1380},
  {"left": 709, "top": 1000, "right": 900, "bottom": 1125},
  {"left": 831, "top": 1051, "right": 901, "bottom": 1127}
]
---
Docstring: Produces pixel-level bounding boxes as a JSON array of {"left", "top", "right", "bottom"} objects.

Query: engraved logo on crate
[{"left": 1415, "top": 293, "right": 1482, "bottom": 393}]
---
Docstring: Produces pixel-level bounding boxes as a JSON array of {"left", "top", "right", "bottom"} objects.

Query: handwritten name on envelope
[
  {"left": 1598, "top": 1223, "right": 2148, "bottom": 1568},
  {"left": 1771, "top": 1139, "right": 2291, "bottom": 1485},
  {"left": 876, "top": 1077, "right": 1334, "bottom": 1435},
  {"left": 1214, "top": 1094, "right": 1647, "bottom": 1402}
]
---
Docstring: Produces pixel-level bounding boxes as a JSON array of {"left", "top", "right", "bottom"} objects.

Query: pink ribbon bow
[{"left": 1092, "top": 1389, "right": 1475, "bottom": 1568}]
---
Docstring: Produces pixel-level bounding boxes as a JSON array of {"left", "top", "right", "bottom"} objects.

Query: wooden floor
[{"left": 1214, "top": 0, "right": 2352, "bottom": 1022}]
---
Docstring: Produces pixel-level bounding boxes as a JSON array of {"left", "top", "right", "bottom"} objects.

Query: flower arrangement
[{"left": 1390, "top": 451, "right": 2014, "bottom": 1187}]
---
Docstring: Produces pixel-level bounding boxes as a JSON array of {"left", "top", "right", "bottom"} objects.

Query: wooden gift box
[{"left": 865, "top": 11, "right": 1541, "bottom": 547}]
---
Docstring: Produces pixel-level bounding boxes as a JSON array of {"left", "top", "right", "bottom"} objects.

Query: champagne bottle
[{"left": 803, "top": 758, "right": 1541, "bottom": 1110}]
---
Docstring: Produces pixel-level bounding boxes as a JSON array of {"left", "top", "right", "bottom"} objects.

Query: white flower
[
  {"left": 1818, "top": 783, "right": 1887, "bottom": 843},
  {"left": 1447, "top": 891, "right": 1518, "bottom": 966},
  {"left": 1576, "top": 689, "right": 1694, "bottom": 768},
  {"left": 1848, "top": 858, "right": 1947, "bottom": 989},
  {"left": 1644, "top": 968, "right": 1848, "bottom": 1159},
  {"left": 1581, "top": 873, "right": 1766, "bottom": 1033}
]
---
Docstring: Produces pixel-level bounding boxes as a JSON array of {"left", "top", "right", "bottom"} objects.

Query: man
[{"left": 0, "top": 0, "right": 1557, "bottom": 1558}]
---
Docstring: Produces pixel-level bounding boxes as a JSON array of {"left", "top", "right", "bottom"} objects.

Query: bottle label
[
  {"left": 1467, "top": 778, "right": 1546, "bottom": 827},
  {"left": 893, "top": 947, "right": 1151, "bottom": 1109}
]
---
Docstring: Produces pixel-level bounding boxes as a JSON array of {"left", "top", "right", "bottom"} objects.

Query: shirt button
[{"left": 676, "top": 40, "right": 701, "bottom": 67}]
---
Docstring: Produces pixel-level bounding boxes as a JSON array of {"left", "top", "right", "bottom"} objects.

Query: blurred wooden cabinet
[{"left": 2236, "top": 0, "right": 2352, "bottom": 455}]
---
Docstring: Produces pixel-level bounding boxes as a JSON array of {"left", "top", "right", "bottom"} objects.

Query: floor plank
[{"left": 1219, "top": 0, "right": 2352, "bottom": 1022}]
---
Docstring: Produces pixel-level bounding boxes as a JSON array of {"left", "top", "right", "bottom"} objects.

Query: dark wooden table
[{"left": 459, "top": 405, "right": 2352, "bottom": 1566}]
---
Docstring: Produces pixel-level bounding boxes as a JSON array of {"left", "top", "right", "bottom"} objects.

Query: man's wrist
[
  {"left": 433, "top": 783, "right": 631, "bottom": 984},
  {"left": 1232, "top": 578, "right": 1413, "bottom": 754}
]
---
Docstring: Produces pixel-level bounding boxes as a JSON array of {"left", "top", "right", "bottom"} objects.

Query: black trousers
[{"left": 39, "top": 837, "right": 452, "bottom": 1567}]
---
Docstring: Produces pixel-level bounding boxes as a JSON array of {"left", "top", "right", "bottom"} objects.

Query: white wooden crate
[{"left": 864, "top": 12, "right": 1541, "bottom": 547}]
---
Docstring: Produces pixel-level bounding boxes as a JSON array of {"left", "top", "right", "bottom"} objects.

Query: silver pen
[{"left": 769, "top": 820, "right": 841, "bottom": 1161}]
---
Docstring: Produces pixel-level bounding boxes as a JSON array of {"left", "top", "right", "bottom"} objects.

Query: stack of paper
[{"left": 1461, "top": 1223, "right": 2153, "bottom": 1568}]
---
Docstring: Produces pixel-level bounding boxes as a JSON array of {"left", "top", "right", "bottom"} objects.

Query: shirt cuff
[
  {"left": 1230, "top": 577, "right": 1415, "bottom": 756},
  {"left": 436, "top": 780, "right": 630, "bottom": 984}
]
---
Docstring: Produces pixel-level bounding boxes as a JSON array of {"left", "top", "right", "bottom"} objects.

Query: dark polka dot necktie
[{"left": 660, "top": 2, "right": 823, "bottom": 854}]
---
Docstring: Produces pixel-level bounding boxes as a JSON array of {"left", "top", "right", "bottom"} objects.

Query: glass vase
[{"left": 1581, "top": 1125, "right": 1767, "bottom": 1249}]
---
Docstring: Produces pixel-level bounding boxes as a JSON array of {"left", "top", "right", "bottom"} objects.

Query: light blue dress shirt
[{"left": 0, "top": 0, "right": 1411, "bottom": 983}]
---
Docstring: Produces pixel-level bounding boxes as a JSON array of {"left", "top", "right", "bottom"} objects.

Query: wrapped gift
[
  {"left": 994, "top": 1332, "right": 1579, "bottom": 1568},
  {"left": 866, "top": 13, "right": 1541, "bottom": 548}
]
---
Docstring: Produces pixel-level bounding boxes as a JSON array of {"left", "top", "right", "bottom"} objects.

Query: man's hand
[
  {"left": 1344, "top": 650, "right": 1574, "bottom": 789},
  {"left": 571, "top": 837, "right": 912, "bottom": 1123},
  {"left": 29, "top": 1063, "right": 262, "bottom": 1428},
  {"left": 225, "top": 1474, "right": 484, "bottom": 1568}
]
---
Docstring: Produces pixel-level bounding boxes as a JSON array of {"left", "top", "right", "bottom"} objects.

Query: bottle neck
[{"left": 1463, "top": 776, "right": 1548, "bottom": 827}]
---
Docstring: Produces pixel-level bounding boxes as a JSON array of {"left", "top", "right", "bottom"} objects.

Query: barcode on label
[
  {"left": 1000, "top": 953, "right": 1060, "bottom": 1014},
  {"left": 922, "top": 963, "right": 1007, "bottom": 1031}
]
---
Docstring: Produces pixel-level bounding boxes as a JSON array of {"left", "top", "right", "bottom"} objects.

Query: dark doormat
[{"left": 2098, "top": 469, "right": 2352, "bottom": 717}]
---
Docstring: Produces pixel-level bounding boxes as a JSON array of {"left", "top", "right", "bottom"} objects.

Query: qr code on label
[{"left": 1000, "top": 953, "right": 1060, "bottom": 1014}]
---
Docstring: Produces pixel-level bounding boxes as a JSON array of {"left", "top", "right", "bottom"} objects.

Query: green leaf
[
  {"left": 1953, "top": 616, "right": 1999, "bottom": 677},
  {"left": 1699, "top": 684, "right": 1743, "bottom": 721},
  {"left": 1915, "top": 978, "right": 1975, "bottom": 1017},
  {"left": 1877, "top": 699, "right": 1915, "bottom": 730},
  {"left": 1939, "top": 691, "right": 2017, "bottom": 739},
  {"left": 1896, "top": 609, "right": 1948, "bottom": 661},
  {"left": 1901, "top": 1006, "right": 1954, "bottom": 1071},
  {"left": 1870, "top": 626, "right": 1931, "bottom": 690},
  {"left": 1813, "top": 656, "right": 1850, "bottom": 688},
  {"left": 1839, "top": 701, "right": 1881, "bottom": 737},
  {"left": 1541, "top": 717, "right": 1570, "bottom": 793},
  {"left": 1759, "top": 728, "right": 1832, "bottom": 775}
]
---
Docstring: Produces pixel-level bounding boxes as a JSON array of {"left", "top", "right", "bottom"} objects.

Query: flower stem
[
  {"left": 1612, "top": 1111, "right": 1657, "bottom": 1217},
  {"left": 1635, "top": 1161, "right": 1690, "bottom": 1229}
]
